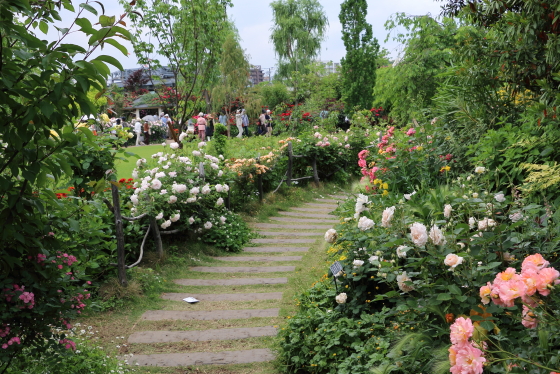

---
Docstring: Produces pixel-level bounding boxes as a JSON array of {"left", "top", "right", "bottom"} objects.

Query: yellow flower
[
  {"left": 382, "top": 182, "right": 388, "bottom": 190},
  {"left": 416, "top": 146, "right": 423, "bottom": 151},
  {"left": 382, "top": 190, "right": 389, "bottom": 196},
  {"left": 440, "top": 165, "right": 451, "bottom": 172},
  {"left": 373, "top": 179, "right": 382, "bottom": 185}
]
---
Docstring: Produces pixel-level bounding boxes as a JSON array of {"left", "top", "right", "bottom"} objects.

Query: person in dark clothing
[
  {"left": 142, "top": 121, "right": 150, "bottom": 145},
  {"left": 206, "top": 114, "right": 215, "bottom": 140}
]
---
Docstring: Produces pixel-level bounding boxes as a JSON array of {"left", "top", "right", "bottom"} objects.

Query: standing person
[
  {"left": 206, "top": 114, "right": 215, "bottom": 141},
  {"left": 142, "top": 121, "right": 150, "bottom": 145},
  {"left": 219, "top": 111, "right": 227, "bottom": 126},
  {"left": 161, "top": 114, "right": 168, "bottom": 138},
  {"left": 259, "top": 109, "right": 266, "bottom": 136},
  {"left": 241, "top": 109, "right": 249, "bottom": 137},
  {"left": 197, "top": 112, "right": 207, "bottom": 141},
  {"left": 265, "top": 109, "right": 273, "bottom": 137},
  {"left": 134, "top": 118, "right": 143, "bottom": 146},
  {"left": 235, "top": 109, "right": 243, "bottom": 138}
]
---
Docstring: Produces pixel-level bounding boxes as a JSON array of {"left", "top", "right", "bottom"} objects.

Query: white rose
[
  {"left": 216, "top": 197, "right": 224, "bottom": 206},
  {"left": 468, "top": 217, "right": 477, "bottom": 229},
  {"left": 189, "top": 217, "right": 195, "bottom": 224},
  {"left": 324, "top": 229, "right": 337, "bottom": 243},
  {"left": 478, "top": 217, "right": 497, "bottom": 231},
  {"left": 381, "top": 206, "right": 395, "bottom": 228},
  {"left": 190, "top": 187, "right": 200, "bottom": 195},
  {"left": 161, "top": 220, "right": 171, "bottom": 229},
  {"left": 186, "top": 197, "right": 197, "bottom": 203},
  {"left": 215, "top": 184, "right": 223, "bottom": 193},
  {"left": 223, "top": 184, "right": 229, "bottom": 192},
  {"left": 509, "top": 212, "right": 523, "bottom": 222},
  {"left": 170, "top": 213, "right": 180, "bottom": 222},
  {"left": 429, "top": 225, "right": 446, "bottom": 245},
  {"left": 155, "top": 212, "right": 164, "bottom": 220},
  {"left": 204, "top": 221, "right": 213, "bottom": 229},
  {"left": 155, "top": 172, "right": 166, "bottom": 179},
  {"left": 474, "top": 166, "right": 486, "bottom": 174},
  {"left": 151, "top": 179, "right": 162, "bottom": 190},
  {"left": 169, "top": 172, "right": 177, "bottom": 178},
  {"left": 218, "top": 170, "right": 223, "bottom": 177},
  {"left": 220, "top": 216, "right": 227, "bottom": 224},
  {"left": 201, "top": 185, "right": 211, "bottom": 194},
  {"left": 192, "top": 150, "right": 201, "bottom": 157},
  {"left": 357, "top": 216, "right": 375, "bottom": 231},
  {"left": 131, "top": 170, "right": 138, "bottom": 179},
  {"left": 444, "top": 253, "right": 464, "bottom": 269},
  {"left": 397, "top": 272, "right": 414, "bottom": 292},
  {"left": 404, "top": 191, "right": 416, "bottom": 200},
  {"left": 410, "top": 222, "right": 428, "bottom": 247},
  {"left": 130, "top": 195, "right": 139, "bottom": 205},
  {"left": 494, "top": 193, "right": 506, "bottom": 202},
  {"left": 472, "top": 192, "right": 479, "bottom": 199},
  {"left": 444, "top": 204, "right": 452, "bottom": 219},
  {"left": 198, "top": 141, "right": 206, "bottom": 148},
  {"left": 172, "top": 184, "right": 187, "bottom": 194},
  {"left": 335, "top": 293, "right": 347, "bottom": 304},
  {"left": 136, "top": 158, "right": 146, "bottom": 167},
  {"left": 169, "top": 142, "right": 179, "bottom": 150},
  {"left": 396, "top": 245, "right": 408, "bottom": 258},
  {"left": 168, "top": 195, "right": 177, "bottom": 204},
  {"left": 353, "top": 260, "right": 364, "bottom": 268},
  {"left": 179, "top": 132, "right": 188, "bottom": 141},
  {"left": 368, "top": 255, "right": 379, "bottom": 264}
]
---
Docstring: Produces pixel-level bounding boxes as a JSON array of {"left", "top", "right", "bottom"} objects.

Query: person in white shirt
[
  {"left": 134, "top": 119, "right": 143, "bottom": 146},
  {"left": 235, "top": 109, "right": 243, "bottom": 138}
]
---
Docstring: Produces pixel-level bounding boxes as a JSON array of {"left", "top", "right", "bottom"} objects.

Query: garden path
[{"left": 126, "top": 193, "right": 349, "bottom": 370}]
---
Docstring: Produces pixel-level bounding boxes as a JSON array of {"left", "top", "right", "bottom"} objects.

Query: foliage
[
  {"left": 0, "top": 0, "right": 130, "bottom": 366},
  {"left": 339, "top": 0, "right": 379, "bottom": 110},
  {"left": 121, "top": 0, "right": 232, "bottom": 126},
  {"left": 374, "top": 14, "right": 458, "bottom": 122},
  {"left": 211, "top": 123, "right": 228, "bottom": 156},
  {"left": 270, "top": 0, "right": 328, "bottom": 82},
  {"left": 212, "top": 31, "right": 251, "bottom": 118},
  {"left": 260, "top": 82, "right": 291, "bottom": 111},
  {"left": 123, "top": 68, "right": 149, "bottom": 94}
]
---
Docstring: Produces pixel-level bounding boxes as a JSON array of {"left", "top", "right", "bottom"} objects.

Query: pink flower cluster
[
  {"left": 358, "top": 150, "right": 381, "bottom": 184},
  {"left": 69, "top": 290, "right": 91, "bottom": 314},
  {"left": 377, "top": 126, "right": 395, "bottom": 151},
  {"left": 3, "top": 284, "right": 34, "bottom": 309},
  {"left": 406, "top": 128, "right": 416, "bottom": 136},
  {"left": 449, "top": 317, "right": 486, "bottom": 374},
  {"left": 59, "top": 338, "right": 76, "bottom": 350},
  {"left": 480, "top": 254, "right": 559, "bottom": 328},
  {"left": 1, "top": 336, "right": 21, "bottom": 349}
]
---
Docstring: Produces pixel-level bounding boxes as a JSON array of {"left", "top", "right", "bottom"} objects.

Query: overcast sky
[{"left": 49, "top": 0, "right": 444, "bottom": 73}]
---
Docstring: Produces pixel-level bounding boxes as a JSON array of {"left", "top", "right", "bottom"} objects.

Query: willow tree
[
  {"left": 211, "top": 31, "right": 250, "bottom": 120},
  {"left": 270, "top": 0, "right": 328, "bottom": 82},
  {"left": 120, "top": 0, "right": 231, "bottom": 131},
  {"left": 339, "top": 0, "right": 379, "bottom": 110}
]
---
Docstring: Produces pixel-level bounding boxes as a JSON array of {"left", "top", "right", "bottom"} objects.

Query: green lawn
[{"left": 116, "top": 144, "right": 166, "bottom": 179}]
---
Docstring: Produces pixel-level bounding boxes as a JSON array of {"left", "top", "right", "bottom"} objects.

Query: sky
[{"left": 45, "top": 0, "right": 444, "bottom": 73}]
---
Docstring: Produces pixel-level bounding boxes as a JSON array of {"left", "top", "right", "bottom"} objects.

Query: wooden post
[
  {"left": 287, "top": 141, "right": 293, "bottom": 186},
  {"left": 111, "top": 184, "right": 127, "bottom": 287},
  {"left": 312, "top": 156, "right": 320, "bottom": 187},
  {"left": 150, "top": 216, "right": 163, "bottom": 259},
  {"left": 226, "top": 189, "right": 231, "bottom": 210},
  {"left": 256, "top": 157, "right": 264, "bottom": 203}
]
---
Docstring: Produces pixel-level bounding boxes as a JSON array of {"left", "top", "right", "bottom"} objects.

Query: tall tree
[
  {"left": 339, "top": 0, "right": 379, "bottom": 110},
  {"left": 211, "top": 31, "right": 250, "bottom": 120},
  {"left": 270, "top": 0, "right": 328, "bottom": 80},
  {"left": 120, "top": 0, "right": 231, "bottom": 132}
]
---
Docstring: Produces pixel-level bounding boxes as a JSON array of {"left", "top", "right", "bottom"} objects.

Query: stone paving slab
[
  {"left": 270, "top": 217, "right": 337, "bottom": 223},
  {"left": 315, "top": 198, "right": 340, "bottom": 203},
  {"left": 128, "top": 326, "right": 278, "bottom": 344},
  {"left": 257, "top": 231, "right": 321, "bottom": 237},
  {"left": 251, "top": 238, "right": 315, "bottom": 244},
  {"left": 161, "top": 292, "right": 283, "bottom": 302},
  {"left": 215, "top": 256, "right": 302, "bottom": 262},
  {"left": 128, "top": 349, "right": 275, "bottom": 366},
  {"left": 243, "top": 247, "right": 309, "bottom": 253},
  {"left": 174, "top": 278, "right": 288, "bottom": 286},
  {"left": 291, "top": 207, "right": 335, "bottom": 212},
  {"left": 191, "top": 266, "right": 295, "bottom": 273},
  {"left": 252, "top": 223, "right": 332, "bottom": 230},
  {"left": 278, "top": 211, "right": 334, "bottom": 218},
  {"left": 329, "top": 194, "right": 350, "bottom": 200},
  {"left": 141, "top": 308, "right": 280, "bottom": 321},
  {"left": 303, "top": 203, "right": 339, "bottom": 208}
]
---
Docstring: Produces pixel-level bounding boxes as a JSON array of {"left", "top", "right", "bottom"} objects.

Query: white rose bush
[{"left": 128, "top": 147, "right": 250, "bottom": 252}]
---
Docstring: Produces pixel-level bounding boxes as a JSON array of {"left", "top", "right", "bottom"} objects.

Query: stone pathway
[{"left": 127, "top": 193, "right": 349, "bottom": 369}]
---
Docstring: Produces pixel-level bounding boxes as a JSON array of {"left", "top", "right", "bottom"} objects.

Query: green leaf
[
  {"left": 99, "top": 15, "right": 115, "bottom": 27},
  {"left": 79, "top": 3, "right": 98, "bottom": 15},
  {"left": 437, "top": 293, "right": 452, "bottom": 301},
  {"left": 39, "top": 101, "right": 54, "bottom": 117},
  {"left": 103, "top": 38, "right": 128, "bottom": 56},
  {"left": 39, "top": 21, "right": 48, "bottom": 34},
  {"left": 92, "top": 54, "right": 124, "bottom": 71},
  {"left": 480, "top": 321, "right": 494, "bottom": 331},
  {"left": 448, "top": 284, "right": 461, "bottom": 295}
]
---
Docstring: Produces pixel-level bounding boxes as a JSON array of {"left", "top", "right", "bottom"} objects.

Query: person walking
[
  {"left": 197, "top": 112, "right": 207, "bottom": 141},
  {"left": 235, "top": 109, "right": 243, "bottom": 138},
  {"left": 142, "top": 121, "right": 150, "bottom": 145},
  {"left": 206, "top": 114, "right": 215, "bottom": 141},
  {"left": 258, "top": 109, "right": 266, "bottom": 136},
  {"left": 134, "top": 118, "right": 143, "bottom": 146},
  {"left": 241, "top": 109, "right": 249, "bottom": 137}
]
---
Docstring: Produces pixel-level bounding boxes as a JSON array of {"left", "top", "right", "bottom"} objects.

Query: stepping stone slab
[
  {"left": 141, "top": 308, "right": 280, "bottom": 321},
  {"left": 174, "top": 278, "right": 288, "bottom": 286},
  {"left": 303, "top": 203, "right": 339, "bottom": 208},
  {"left": 190, "top": 266, "right": 295, "bottom": 273},
  {"left": 257, "top": 231, "right": 321, "bottom": 237},
  {"left": 243, "top": 247, "right": 309, "bottom": 253},
  {"left": 161, "top": 292, "right": 283, "bottom": 302},
  {"left": 128, "top": 348, "right": 275, "bottom": 367},
  {"left": 128, "top": 326, "right": 278, "bottom": 344},
  {"left": 278, "top": 212, "right": 334, "bottom": 218},
  {"left": 253, "top": 223, "right": 332, "bottom": 230},
  {"left": 215, "top": 256, "right": 302, "bottom": 262},
  {"left": 291, "top": 207, "right": 335, "bottom": 212},
  {"left": 270, "top": 217, "right": 337, "bottom": 224},
  {"left": 251, "top": 238, "right": 315, "bottom": 244},
  {"left": 329, "top": 194, "right": 350, "bottom": 200},
  {"left": 315, "top": 198, "right": 339, "bottom": 203}
]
